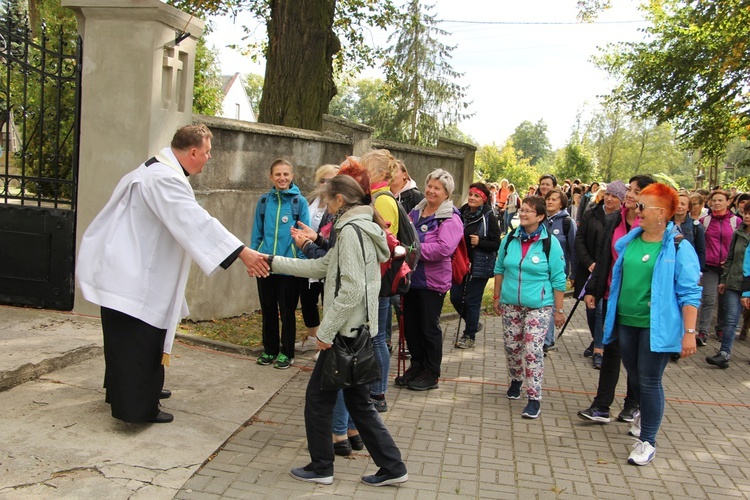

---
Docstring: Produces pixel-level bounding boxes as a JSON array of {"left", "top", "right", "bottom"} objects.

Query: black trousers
[
  {"left": 298, "top": 278, "right": 322, "bottom": 328},
  {"left": 257, "top": 274, "right": 300, "bottom": 358},
  {"left": 101, "top": 307, "right": 166, "bottom": 422},
  {"left": 403, "top": 288, "right": 446, "bottom": 377},
  {"left": 304, "top": 349, "right": 406, "bottom": 476},
  {"left": 592, "top": 300, "right": 638, "bottom": 411}
]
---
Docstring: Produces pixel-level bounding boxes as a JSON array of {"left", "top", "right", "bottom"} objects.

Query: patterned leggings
[{"left": 500, "top": 304, "right": 552, "bottom": 400}]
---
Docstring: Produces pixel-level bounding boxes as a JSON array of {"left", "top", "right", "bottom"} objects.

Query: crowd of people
[{"left": 76, "top": 124, "right": 745, "bottom": 486}]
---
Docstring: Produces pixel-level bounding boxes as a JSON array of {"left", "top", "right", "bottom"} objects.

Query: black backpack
[{"left": 373, "top": 191, "right": 421, "bottom": 297}]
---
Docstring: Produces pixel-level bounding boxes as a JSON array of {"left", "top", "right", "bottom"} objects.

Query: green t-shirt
[{"left": 617, "top": 236, "right": 663, "bottom": 328}]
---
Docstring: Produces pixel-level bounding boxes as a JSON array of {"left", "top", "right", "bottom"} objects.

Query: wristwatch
[{"left": 555, "top": 309, "right": 564, "bottom": 314}]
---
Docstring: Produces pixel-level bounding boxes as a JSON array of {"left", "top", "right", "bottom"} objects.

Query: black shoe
[
  {"left": 349, "top": 434, "right": 364, "bottom": 451},
  {"left": 583, "top": 342, "right": 594, "bottom": 357},
  {"left": 334, "top": 439, "right": 352, "bottom": 456},
  {"left": 506, "top": 379, "right": 522, "bottom": 400},
  {"left": 522, "top": 399, "right": 541, "bottom": 419},
  {"left": 696, "top": 331, "right": 708, "bottom": 347},
  {"left": 671, "top": 353, "right": 680, "bottom": 362},
  {"left": 577, "top": 406, "right": 611, "bottom": 423},
  {"left": 617, "top": 406, "right": 638, "bottom": 423},
  {"left": 147, "top": 410, "right": 174, "bottom": 423},
  {"left": 407, "top": 370, "right": 439, "bottom": 391},
  {"left": 361, "top": 468, "right": 408, "bottom": 486},
  {"left": 394, "top": 365, "right": 421, "bottom": 387},
  {"left": 705, "top": 351, "right": 730, "bottom": 369},
  {"left": 160, "top": 389, "right": 171, "bottom": 399}
]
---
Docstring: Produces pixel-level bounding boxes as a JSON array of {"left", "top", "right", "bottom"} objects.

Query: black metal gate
[{"left": 0, "top": 14, "right": 81, "bottom": 310}]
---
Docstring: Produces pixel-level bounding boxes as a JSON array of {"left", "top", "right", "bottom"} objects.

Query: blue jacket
[
  {"left": 250, "top": 182, "right": 310, "bottom": 259},
  {"left": 493, "top": 225, "right": 567, "bottom": 309},
  {"left": 603, "top": 223, "right": 702, "bottom": 352}
]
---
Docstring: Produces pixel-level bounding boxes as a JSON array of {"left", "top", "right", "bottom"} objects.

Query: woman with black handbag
[{"left": 263, "top": 174, "right": 408, "bottom": 487}]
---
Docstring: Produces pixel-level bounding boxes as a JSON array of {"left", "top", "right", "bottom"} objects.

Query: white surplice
[{"left": 77, "top": 147, "right": 242, "bottom": 354}]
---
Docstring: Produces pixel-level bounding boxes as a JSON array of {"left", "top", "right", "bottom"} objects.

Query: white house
[{"left": 219, "top": 73, "right": 256, "bottom": 122}]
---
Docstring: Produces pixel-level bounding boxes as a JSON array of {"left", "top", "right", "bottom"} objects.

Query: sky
[{"left": 204, "top": 0, "right": 649, "bottom": 150}]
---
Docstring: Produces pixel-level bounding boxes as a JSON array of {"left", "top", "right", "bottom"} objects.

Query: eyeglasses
[
  {"left": 518, "top": 209, "right": 538, "bottom": 215},
  {"left": 635, "top": 203, "right": 664, "bottom": 212}
]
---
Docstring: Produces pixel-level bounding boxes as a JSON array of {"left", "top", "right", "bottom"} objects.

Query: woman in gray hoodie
[{"left": 266, "top": 175, "right": 408, "bottom": 487}]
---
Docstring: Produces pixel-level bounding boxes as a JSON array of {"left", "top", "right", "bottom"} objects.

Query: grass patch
[{"left": 180, "top": 280, "right": 500, "bottom": 348}]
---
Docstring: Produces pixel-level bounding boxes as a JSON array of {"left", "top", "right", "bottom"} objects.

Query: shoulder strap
[
  {"left": 674, "top": 233, "right": 684, "bottom": 253},
  {"left": 693, "top": 221, "right": 699, "bottom": 241},
  {"left": 335, "top": 224, "right": 370, "bottom": 323},
  {"left": 730, "top": 216, "right": 740, "bottom": 231},
  {"left": 257, "top": 194, "right": 269, "bottom": 236},
  {"left": 292, "top": 194, "right": 301, "bottom": 221},
  {"left": 702, "top": 215, "right": 710, "bottom": 230},
  {"left": 542, "top": 234, "right": 551, "bottom": 261}
]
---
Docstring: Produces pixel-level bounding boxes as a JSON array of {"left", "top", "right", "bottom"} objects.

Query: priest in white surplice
[{"left": 77, "top": 124, "right": 269, "bottom": 424}]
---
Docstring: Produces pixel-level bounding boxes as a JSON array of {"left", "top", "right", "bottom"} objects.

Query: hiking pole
[
  {"left": 453, "top": 274, "right": 470, "bottom": 349},
  {"left": 557, "top": 275, "right": 591, "bottom": 340},
  {"left": 397, "top": 295, "right": 407, "bottom": 378}
]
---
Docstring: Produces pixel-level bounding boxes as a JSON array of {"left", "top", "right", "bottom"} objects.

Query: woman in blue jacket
[
  {"left": 603, "top": 183, "right": 701, "bottom": 466},
  {"left": 250, "top": 159, "right": 311, "bottom": 370},
  {"left": 493, "top": 196, "right": 566, "bottom": 419}
]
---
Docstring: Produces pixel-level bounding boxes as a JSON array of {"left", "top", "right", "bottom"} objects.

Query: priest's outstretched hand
[{"left": 240, "top": 247, "right": 270, "bottom": 278}]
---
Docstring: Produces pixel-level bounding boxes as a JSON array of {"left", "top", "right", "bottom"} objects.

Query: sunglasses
[{"left": 635, "top": 203, "right": 664, "bottom": 212}]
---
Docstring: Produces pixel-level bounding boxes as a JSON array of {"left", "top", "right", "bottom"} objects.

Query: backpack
[
  {"left": 257, "top": 191, "right": 303, "bottom": 234},
  {"left": 436, "top": 208, "right": 472, "bottom": 285},
  {"left": 373, "top": 191, "right": 421, "bottom": 297}
]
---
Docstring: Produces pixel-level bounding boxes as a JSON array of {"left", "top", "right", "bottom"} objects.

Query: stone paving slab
[{"left": 176, "top": 298, "right": 750, "bottom": 498}]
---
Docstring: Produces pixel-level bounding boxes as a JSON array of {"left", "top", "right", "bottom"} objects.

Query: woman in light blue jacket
[
  {"left": 493, "top": 196, "right": 566, "bottom": 420},
  {"left": 603, "top": 183, "right": 701, "bottom": 467}
]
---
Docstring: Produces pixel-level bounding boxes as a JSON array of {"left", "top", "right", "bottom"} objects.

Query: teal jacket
[
  {"left": 493, "top": 225, "right": 567, "bottom": 309},
  {"left": 250, "top": 182, "right": 310, "bottom": 259},
  {"left": 604, "top": 223, "right": 702, "bottom": 352}
]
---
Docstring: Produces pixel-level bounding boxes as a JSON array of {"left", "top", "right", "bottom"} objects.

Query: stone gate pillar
[{"left": 62, "top": 0, "right": 204, "bottom": 315}]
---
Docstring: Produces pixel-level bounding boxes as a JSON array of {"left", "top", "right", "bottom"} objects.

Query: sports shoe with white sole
[
  {"left": 627, "top": 410, "right": 641, "bottom": 438},
  {"left": 361, "top": 469, "right": 408, "bottom": 486},
  {"left": 628, "top": 439, "right": 655, "bottom": 466},
  {"left": 290, "top": 465, "right": 333, "bottom": 485}
]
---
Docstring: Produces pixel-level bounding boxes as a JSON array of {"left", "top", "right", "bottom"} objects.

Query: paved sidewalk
[{"left": 176, "top": 301, "right": 750, "bottom": 499}]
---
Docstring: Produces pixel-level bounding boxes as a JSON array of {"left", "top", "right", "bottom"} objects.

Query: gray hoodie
[{"left": 270, "top": 205, "right": 389, "bottom": 343}]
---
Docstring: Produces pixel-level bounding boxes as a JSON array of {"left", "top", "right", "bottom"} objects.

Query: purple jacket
[
  {"left": 701, "top": 211, "right": 741, "bottom": 269},
  {"left": 409, "top": 199, "right": 464, "bottom": 293}
]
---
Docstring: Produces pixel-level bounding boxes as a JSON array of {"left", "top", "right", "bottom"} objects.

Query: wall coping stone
[
  {"left": 197, "top": 115, "right": 352, "bottom": 146},
  {"left": 372, "top": 138, "right": 464, "bottom": 159}
]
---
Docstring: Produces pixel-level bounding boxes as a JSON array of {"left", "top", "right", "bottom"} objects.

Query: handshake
[{"left": 238, "top": 247, "right": 272, "bottom": 278}]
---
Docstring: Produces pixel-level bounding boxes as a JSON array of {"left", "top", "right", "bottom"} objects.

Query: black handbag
[{"left": 320, "top": 224, "right": 381, "bottom": 391}]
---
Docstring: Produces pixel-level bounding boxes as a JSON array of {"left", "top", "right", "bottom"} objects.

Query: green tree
[
  {"left": 552, "top": 134, "right": 596, "bottom": 183},
  {"left": 243, "top": 73, "right": 264, "bottom": 117},
  {"left": 475, "top": 140, "right": 537, "bottom": 193},
  {"left": 510, "top": 120, "right": 552, "bottom": 166},
  {"left": 594, "top": 0, "right": 750, "bottom": 157},
  {"left": 193, "top": 37, "right": 224, "bottom": 116},
  {"left": 328, "top": 77, "right": 394, "bottom": 126},
  {"left": 377, "top": 0, "right": 472, "bottom": 146},
  {"left": 169, "top": 0, "right": 401, "bottom": 130}
]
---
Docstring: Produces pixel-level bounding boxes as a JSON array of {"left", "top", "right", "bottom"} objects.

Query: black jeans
[
  {"left": 257, "top": 274, "right": 299, "bottom": 358},
  {"left": 304, "top": 349, "right": 407, "bottom": 476},
  {"left": 592, "top": 300, "right": 638, "bottom": 412},
  {"left": 403, "top": 288, "right": 446, "bottom": 377}
]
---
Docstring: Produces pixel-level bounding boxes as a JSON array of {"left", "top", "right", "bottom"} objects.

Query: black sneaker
[
  {"left": 506, "top": 379, "right": 522, "bottom": 399},
  {"left": 407, "top": 370, "right": 439, "bottom": 391},
  {"left": 705, "top": 350, "right": 730, "bottom": 369},
  {"left": 583, "top": 342, "right": 594, "bottom": 357},
  {"left": 578, "top": 406, "right": 611, "bottom": 423},
  {"left": 617, "top": 406, "right": 638, "bottom": 423},
  {"left": 394, "top": 365, "right": 421, "bottom": 387},
  {"left": 522, "top": 399, "right": 541, "bottom": 419},
  {"left": 290, "top": 465, "right": 333, "bottom": 485},
  {"left": 361, "top": 468, "right": 408, "bottom": 487},
  {"left": 334, "top": 439, "right": 352, "bottom": 456},
  {"left": 592, "top": 352, "right": 603, "bottom": 369},
  {"left": 696, "top": 331, "right": 708, "bottom": 347}
]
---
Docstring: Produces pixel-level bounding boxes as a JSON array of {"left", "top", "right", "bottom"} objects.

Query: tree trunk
[{"left": 258, "top": 0, "right": 340, "bottom": 130}]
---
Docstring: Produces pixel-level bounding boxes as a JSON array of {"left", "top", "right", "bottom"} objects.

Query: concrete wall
[{"left": 183, "top": 115, "right": 476, "bottom": 320}]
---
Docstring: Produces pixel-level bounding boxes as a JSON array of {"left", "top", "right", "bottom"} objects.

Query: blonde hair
[
  {"left": 308, "top": 164, "right": 339, "bottom": 203},
  {"left": 360, "top": 149, "right": 398, "bottom": 184}
]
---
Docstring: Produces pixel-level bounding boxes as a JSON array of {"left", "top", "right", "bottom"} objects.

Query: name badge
[
  {"left": 420, "top": 224, "right": 429, "bottom": 232},
  {"left": 531, "top": 256, "right": 540, "bottom": 264},
  {"left": 282, "top": 216, "right": 289, "bottom": 224},
  {"left": 553, "top": 229, "right": 560, "bottom": 235}
]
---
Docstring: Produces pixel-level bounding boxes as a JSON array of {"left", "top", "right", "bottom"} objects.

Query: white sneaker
[
  {"left": 627, "top": 410, "right": 641, "bottom": 438},
  {"left": 628, "top": 439, "right": 655, "bottom": 465},
  {"left": 295, "top": 337, "right": 318, "bottom": 352}
]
